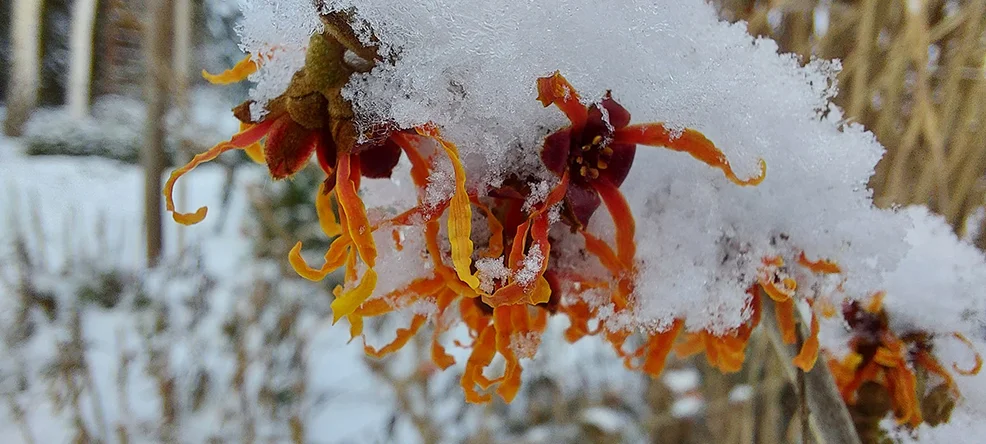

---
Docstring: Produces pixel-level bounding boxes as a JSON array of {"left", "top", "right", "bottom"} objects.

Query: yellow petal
[
  {"left": 202, "top": 54, "right": 258, "bottom": 85},
  {"left": 423, "top": 128, "right": 481, "bottom": 290},
  {"left": 315, "top": 182, "right": 342, "bottom": 237},
  {"left": 527, "top": 276, "right": 552, "bottom": 305},
  {"left": 288, "top": 238, "right": 350, "bottom": 281},
  {"left": 336, "top": 154, "right": 377, "bottom": 267},
  {"left": 163, "top": 142, "right": 238, "bottom": 225},
  {"left": 331, "top": 268, "right": 378, "bottom": 324}
]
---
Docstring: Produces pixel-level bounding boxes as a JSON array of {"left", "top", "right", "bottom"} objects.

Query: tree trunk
[
  {"left": 4, "top": 0, "right": 45, "bottom": 136},
  {"left": 143, "top": 0, "right": 173, "bottom": 267},
  {"left": 67, "top": 0, "right": 99, "bottom": 119},
  {"left": 173, "top": 0, "right": 193, "bottom": 249}
]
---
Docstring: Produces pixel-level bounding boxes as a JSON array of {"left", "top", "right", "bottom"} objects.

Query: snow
[
  {"left": 0, "top": 152, "right": 393, "bottom": 443},
  {"left": 232, "top": 0, "right": 915, "bottom": 335}
]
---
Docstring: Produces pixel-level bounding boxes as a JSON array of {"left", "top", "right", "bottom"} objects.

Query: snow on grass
[{"left": 0, "top": 154, "right": 395, "bottom": 443}]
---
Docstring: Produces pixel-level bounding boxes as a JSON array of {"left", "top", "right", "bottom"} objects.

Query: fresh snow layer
[{"left": 240, "top": 0, "right": 919, "bottom": 333}]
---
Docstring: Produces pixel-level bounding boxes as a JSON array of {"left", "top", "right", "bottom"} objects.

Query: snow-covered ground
[{"left": 0, "top": 138, "right": 394, "bottom": 443}]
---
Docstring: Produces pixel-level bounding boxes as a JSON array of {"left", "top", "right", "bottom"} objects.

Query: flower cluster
[{"left": 166, "top": 14, "right": 979, "bottom": 422}]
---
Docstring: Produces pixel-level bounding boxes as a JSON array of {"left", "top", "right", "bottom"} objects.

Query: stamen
[
  {"left": 581, "top": 144, "right": 591, "bottom": 151},
  {"left": 580, "top": 166, "right": 588, "bottom": 176},
  {"left": 587, "top": 168, "right": 600, "bottom": 179},
  {"left": 575, "top": 156, "right": 583, "bottom": 164},
  {"left": 597, "top": 160, "right": 608, "bottom": 169},
  {"left": 591, "top": 135, "right": 603, "bottom": 145},
  {"left": 602, "top": 146, "right": 614, "bottom": 157}
]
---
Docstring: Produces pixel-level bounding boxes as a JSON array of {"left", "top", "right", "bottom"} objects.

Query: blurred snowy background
[{"left": 1, "top": 0, "right": 985, "bottom": 443}]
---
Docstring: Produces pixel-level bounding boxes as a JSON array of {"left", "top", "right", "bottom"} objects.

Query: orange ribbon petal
[
  {"left": 364, "top": 314, "right": 427, "bottom": 358},
  {"left": 315, "top": 182, "right": 342, "bottom": 238},
  {"left": 953, "top": 332, "right": 983, "bottom": 376},
  {"left": 774, "top": 298, "right": 797, "bottom": 345},
  {"left": 164, "top": 120, "right": 275, "bottom": 225},
  {"left": 336, "top": 153, "right": 377, "bottom": 268},
  {"left": 797, "top": 252, "right": 841, "bottom": 274},
  {"left": 614, "top": 123, "right": 766, "bottom": 186},
  {"left": 462, "top": 325, "right": 497, "bottom": 403},
  {"left": 420, "top": 128, "right": 481, "bottom": 290},
  {"left": 330, "top": 268, "right": 378, "bottom": 324},
  {"left": 535, "top": 71, "right": 588, "bottom": 129},
  {"left": 202, "top": 54, "right": 258, "bottom": 85},
  {"left": 793, "top": 309, "right": 821, "bottom": 371},
  {"left": 591, "top": 179, "right": 636, "bottom": 267},
  {"left": 641, "top": 320, "right": 684, "bottom": 377},
  {"left": 288, "top": 237, "right": 351, "bottom": 281}
]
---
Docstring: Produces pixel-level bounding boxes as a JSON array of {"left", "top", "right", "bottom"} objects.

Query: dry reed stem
[
  {"left": 717, "top": 0, "right": 986, "bottom": 237},
  {"left": 761, "top": 295, "right": 861, "bottom": 444}
]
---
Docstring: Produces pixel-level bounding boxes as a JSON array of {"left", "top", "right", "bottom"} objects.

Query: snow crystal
[
  {"left": 236, "top": 0, "right": 323, "bottom": 118},
  {"left": 509, "top": 331, "right": 543, "bottom": 360},
  {"left": 475, "top": 257, "right": 509, "bottom": 294},
  {"left": 514, "top": 242, "right": 544, "bottom": 287}
]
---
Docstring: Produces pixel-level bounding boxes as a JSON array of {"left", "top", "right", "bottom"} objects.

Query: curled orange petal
[
  {"left": 164, "top": 120, "right": 274, "bottom": 225},
  {"left": 288, "top": 237, "right": 351, "bottom": 281},
  {"left": 364, "top": 314, "right": 427, "bottom": 358},
  {"left": 793, "top": 309, "right": 820, "bottom": 371},
  {"left": 641, "top": 320, "right": 684, "bottom": 377},
  {"left": 462, "top": 325, "right": 497, "bottom": 403},
  {"left": 471, "top": 196, "right": 504, "bottom": 258},
  {"left": 163, "top": 143, "right": 236, "bottom": 225},
  {"left": 431, "top": 290, "right": 458, "bottom": 370},
  {"left": 614, "top": 123, "right": 766, "bottom": 186},
  {"left": 535, "top": 71, "right": 588, "bottom": 129},
  {"left": 336, "top": 154, "right": 377, "bottom": 267},
  {"left": 797, "top": 252, "right": 841, "bottom": 274},
  {"left": 591, "top": 179, "right": 636, "bottom": 268},
  {"left": 202, "top": 54, "right": 258, "bottom": 84},
  {"left": 315, "top": 182, "right": 342, "bottom": 238},
  {"left": 774, "top": 298, "right": 797, "bottom": 345},
  {"left": 952, "top": 332, "right": 983, "bottom": 376},
  {"left": 493, "top": 306, "right": 523, "bottom": 402}
]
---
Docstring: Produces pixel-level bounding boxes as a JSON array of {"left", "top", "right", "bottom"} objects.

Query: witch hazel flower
[{"left": 166, "top": 0, "right": 986, "bottom": 438}]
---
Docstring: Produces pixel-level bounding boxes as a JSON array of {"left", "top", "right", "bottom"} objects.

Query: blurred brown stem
[
  {"left": 761, "top": 294, "right": 861, "bottom": 444},
  {"left": 142, "top": 0, "right": 173, "bottom": 266}
]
